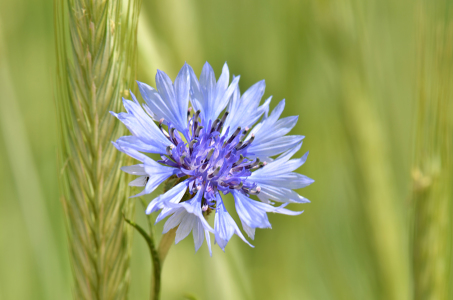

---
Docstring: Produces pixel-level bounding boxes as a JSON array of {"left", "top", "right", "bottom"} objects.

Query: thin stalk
[
  {"left": 123, "top": 216, "right": 161, "bottom": 300},
  {"left": 412, "top": 2, "right": 453, "bottom": 299},
  {"left": 127, "top": 177, "right": 184, "bottom": 299}
]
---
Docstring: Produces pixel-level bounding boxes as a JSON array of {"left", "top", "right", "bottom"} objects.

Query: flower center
[{"left": 158, "top": 111, "right": 263, "bottom": 206}]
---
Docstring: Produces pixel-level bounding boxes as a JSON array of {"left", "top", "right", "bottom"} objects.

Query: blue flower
[{"left": 112, "top": 62, "right": 314, "bottom": 255}]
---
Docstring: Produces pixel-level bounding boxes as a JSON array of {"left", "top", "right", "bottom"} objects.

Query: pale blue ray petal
[
  {"left": 248, "top": 113, "right": 294, "bottom": 145},
  {"left": 233, "top": 190, "right": 303, "bottom": 230},
  {"left": 173, "top": 63, "right": 190, "bottom": 131},
  {"left": 112, "top": 142, "right": 148, "bottom": 162},
  {"left": 214, "top": 195, "right": 253, "bottom": 251},
  {"left": 205, "top": 230, "right": 212, "bottom": 256},
  {"left": 212, "top": 65, "right": 240, "bottom": 120},
  {"left": 252, "top": 116, "right": 298, "bottom": 145},
  {"left": 119, "top": 150, "right": 178, "bottom": 198},
  {"left": 255, "top": 173, "right": 314, "bottom": 189},
  {"left": 162, "top": 208, "right": 187, "bottom": 233},
  {"left": 213, "top": 75, "right": 240, "bottom": 122},
  {"left": 248, "top": 135, "right": 305, "bottom": 158},
  {"left": 252, "top": 99, "right": 286, "bottom": 137},
  {"left": 137, "top": 81, "right": 174, "bottom": 123},
  {"left": 146, "top": 180, "right": 188, "bottom": 214},
  {"left": 121, "top": 97, "right": 172, "bottom": 148},
  {"left": 257, "top": 151, "right": 309, "bottom": 177},
  {"left": 111, "top": 111, "right": 166, "bottom": 152},
  {"left": 215, "top": 63, "right": 229, "bottom": 98},
  {"left": 241, "top": 220, "right": 256, "bottom": 240},
  {"left": 223, "top": 80, "right": 268, "bottom": 134},
  {"left": 241, "top": 80, "right": 266, "bottom": 110},
  {"left": 175, "top": 213, "right": 196, "bottom": 244},
  {"left": 174, "top": 189, "right": 215, "bottom": 233},
  {"left": 273, "top": 203, "right": 304, "bottom": 216},
  {"left": 155, "top": 70, "right": 176, "bottom": 111},
  {"left": 278, "top": 151, "right": 310, "bottom": 173},
  {"left": 142, "top": 102, "right": 156, "bottom": 120},
  {"left": 121, "top": 164, "right": 146, "bottom": 175},
  {"left": 260, "top": 142, "right": 304, "bottom": 172},
  {"left": 190, "top": 62, "right": 239, "bottom": 127},
  {"left": 129, "top": 176, "right": 148, "bottom": 187},
  {"left": 131, "top": 170, "right": 175, "bottom": 198},
  {"left": 137, "top": 71, "right": 189, "bottom": 133},
  {"left": 193, "top": 218, "right": 205, "bottom": 252},
  {"left": 199, "top": 62, "right": 216, "bottom": 123},
  {"left": 115, "top": 136, "right": 167, "bottom": 155},
  {"left": 256, "top": 184, "right": 310, "bottom": 203},
  {"left": 232, "top": 190, "right": 271, "bottom": 229},
  {"left": 188, "top": 64, "right": 204, "bottom": 115}
]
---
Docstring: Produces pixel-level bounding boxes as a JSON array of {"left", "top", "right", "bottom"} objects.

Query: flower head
[{"left": 112, "top": 62, "right": 314, "bottom": 254}]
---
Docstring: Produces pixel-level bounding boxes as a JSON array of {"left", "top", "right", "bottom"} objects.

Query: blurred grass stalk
[
  {"left": 0, "top": 25, "right": 67, "bottom": 299},
  {"left": 412, "top": 1, "right": 453, "bottom": 299},
  {"left": 54, "top": 0, "right": 141, "bottom": 298}
]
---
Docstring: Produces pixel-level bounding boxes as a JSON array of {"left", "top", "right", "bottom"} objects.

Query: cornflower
[{"left": 112, "top": 62, "right": 314, "bottom": 254}]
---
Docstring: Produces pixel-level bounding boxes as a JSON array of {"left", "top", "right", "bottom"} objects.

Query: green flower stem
[
  {"left": 123, "top": 215, "right": 162, "bottom": 300},
  {"left": 125, "top": 177, "right": 183, "bottom": 299}
]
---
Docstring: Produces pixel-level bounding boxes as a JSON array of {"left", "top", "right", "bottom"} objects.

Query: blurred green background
[{"left": 0, "top": 0, "right": 451, "bottom": 299}]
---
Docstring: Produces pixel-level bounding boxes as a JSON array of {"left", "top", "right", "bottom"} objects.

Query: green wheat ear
[
  {"left": 55, "top": 0, "right": 141, "bottom": 299},
  {"left": 412, "top": 2, "right": 453, "bottom": 299}
]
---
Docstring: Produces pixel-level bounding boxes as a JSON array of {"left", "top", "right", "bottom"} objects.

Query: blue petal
[
  {"left": 249, "top": 100, "right": 298, "bottom": 143},
  {"left": 205, "top": 230, "right": 212, "bottom": 256},
  {"left": 254, "top": 173, "right": 314, "bottom": 189},
  {"left": 246, "top": 143, "right": 313, "bottom": 203},
  {"left": 128, "top": 176, "right": 148, "bottom": 187},
  {"left": 121, "top": 164, "right": 146, "bottom": 175},
  {"left": 162, "top": 208, "right": 187, "bottom": 233},
  {"left": 146, "top": 180, "right": 188, "bottom": 214},
  {"left": 136, "top": 64, "right": 190, "bottom": 133},
  {"left": 159, "top": 189, "right": 214, "bottom": 253},
  {"left": 222, "top": 80, "right": 269, "bottom": 134},
  {"left": 199, "top": 62, "right": 216, "bottom": 124},
  {"left": 192, "top": 216, "right": 205, "bottom": 252},
  {"left": 232, "top": 190, "right": 271, "bottom": 230},
  {"left": 214, "top": 194, "right": 253, "bottom": 251},
  {"left": 133, "top": 161, "right": 179, "bottom": 198},
  {"left": 173, "top": 63, "right": 190, "bottom": 131},
  {"left": 249, "top": 150, "right": 314, "bottom": 190},
  {"left": 162, "top": 208, "right": 211, "bottom": 253},
  {"left": 115, "top": 136, "right": 166, "bottom": 155},
  {"left": 155, "top": 70, "right": 176, "bottom": 115},
  {"left": 175, "top": 188, "right": 214, "bottom": 233},
  {"left": 254, "top": 147, "right": 309, "bottom": 176},
  {"left": 189, "top": 62, "right": 239, "bottom": 127},
  {"left": 256, "top": 184, "right": 310, "bottom": 204},
  {"left": 110, "top": 97, "right": 171, "bottom": 155},
  {"left": 188, "top": 65, "right": 205, "bottom": 117},
  {"left": 112, "top": 142, "right": 149, "bottom": 162},
  {"left": 176, "top": 213, "right": 197, "bottom": 244},
  {"left": 137, "top": 82, "right": 173, "bottom": 123},
  {"left": 247, "top": 135, "right": 305, "bottom": 159},
  {"left": 232, "top": 190, "right": 303, "bottom": 236},
  {"left": 212, "top": 64, "right": 239, "bottom": 122},
  {"left": 114, "top": 143, "right": 179, "bottom": 198}
]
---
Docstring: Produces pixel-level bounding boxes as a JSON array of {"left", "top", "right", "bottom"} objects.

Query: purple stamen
[
  {"left": 195, "top": 126, "right": 204, "bottom": 138},
  {"left": 158, "top": 114, "right": 260, "bottom": 196},
  {"left": 226, "top": 127, "right": 241, "bottom": 145},
  {"left": 217, "top": 112, "right": 229, "bottom": 131}
]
